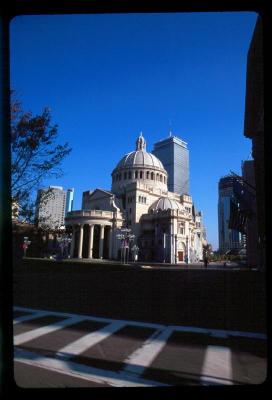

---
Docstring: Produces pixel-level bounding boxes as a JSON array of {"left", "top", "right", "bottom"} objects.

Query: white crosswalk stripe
[
  {"left": 14, "top": 316, "right": 86, "bottom": 346},
  {"left": 56, "top": 321, "right": 127, "bottom": 360},
  {"left": 201, "top": 346, "right": 233, "bottom": 385},
  {"left": 122, "top": 326, "right": 173, "bottom": 376}
]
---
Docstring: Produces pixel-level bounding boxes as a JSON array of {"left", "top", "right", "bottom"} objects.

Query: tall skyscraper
[
  {"left": 243, "top": 17, "right": 265, "bottom": 269},
  {"left": 65, "top": 188, "right": 74, "bottom": 215},
  {"left": 35, "top": 186, "right": 67, "bottom": 230},
  {"left": 152, "top": 133, "right": 189, "bottom": 195},
  {"left": 218, "top": 176, "right": 242, "bottom": 253}
]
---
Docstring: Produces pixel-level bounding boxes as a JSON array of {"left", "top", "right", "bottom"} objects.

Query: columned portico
[{"left": 66, "top": 209, "right": 124, "bottom": 260}]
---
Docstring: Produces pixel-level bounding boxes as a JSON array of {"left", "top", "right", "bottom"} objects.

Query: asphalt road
[{"left": 12, "top": 259, "right": 267, "bottom": 388}]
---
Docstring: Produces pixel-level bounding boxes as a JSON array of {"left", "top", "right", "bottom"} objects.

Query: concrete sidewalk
[{"left": 20, "top": 257, "right": 252, "bottom": 271}]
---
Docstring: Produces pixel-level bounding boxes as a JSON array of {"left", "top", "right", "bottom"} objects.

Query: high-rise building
[
  {"left": 243, "top": 16, "right": 265, "bottom": 270},
  {"left": 218, "top": 176, "right": 242, "bottom": 253},
  {"left": 65, "top": 188, "right": 74, "bottom": 215},
  {"left": 152, "top": 133, "right": 189, "bottom": 195},
  {"left": 35, "top": 186, "right": 67, "bottom": 230},
  {"left": 241, "top": 160, "right": 258, "bottom": 267}
]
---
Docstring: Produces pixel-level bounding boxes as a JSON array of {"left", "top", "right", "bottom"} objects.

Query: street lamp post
[
  {"left": 131, "top": 244, "right": 139, "bottom": 262},
  {"left": 23, "top": 236, "right": 31, "bottom": 257},
  {"left": 116, "top": 228, "right": 135, "bottom": 264},
  {"left": 163, "top": 233, "right": 166, "bottom": 263},
  {"left": 174, "top": 234, "right": 178, "bottom": 264}
]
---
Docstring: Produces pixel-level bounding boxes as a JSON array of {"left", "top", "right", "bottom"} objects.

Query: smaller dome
[{"left": 149, "top": 197, "right": 183, "bottom": 212}]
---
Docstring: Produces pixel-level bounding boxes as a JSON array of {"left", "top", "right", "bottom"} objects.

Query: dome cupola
[{"left": 136, "top": 132, "right": 146, "bottom": 151}]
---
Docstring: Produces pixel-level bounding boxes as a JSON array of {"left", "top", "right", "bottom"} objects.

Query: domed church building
[{"left": 66, "top": 133, "right": 205, "bottom": 263}]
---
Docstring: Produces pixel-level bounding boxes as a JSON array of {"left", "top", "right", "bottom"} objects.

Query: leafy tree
[{"left": 11, "top": 91, "right": 71, "bottom": 222}]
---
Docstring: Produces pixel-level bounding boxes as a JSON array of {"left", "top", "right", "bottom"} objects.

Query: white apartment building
[{"left": 35, "top": 186, "right": 67, "bottom": 230}]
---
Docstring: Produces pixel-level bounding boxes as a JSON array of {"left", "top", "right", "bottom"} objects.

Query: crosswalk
[{"left": 13, "top": 306, "right": 267, "bottom": 387}]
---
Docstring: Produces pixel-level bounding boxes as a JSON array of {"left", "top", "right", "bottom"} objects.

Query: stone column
[
  {"left": 99, "top": 225, "right": 105, "bottom": 259},
  {"left": 78, "top": 224, "right": 84, "bottom": 259},
  {"left": 70, "top": 225, "right": 76, "bottom": 258},
  {"left": 108, "top": 226, "right": 113, "bottom": 259},
  {"left": 88, "top": 224, "right": 94, "bottom": 259}
]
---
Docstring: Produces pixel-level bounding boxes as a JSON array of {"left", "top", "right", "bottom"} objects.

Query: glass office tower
[
  {"left": 152, "top": 134, "right": 189, "bottom": 195},
  {"left": 218, "top": 176, "right": 241, "bottom": 253},
  {"left": 65, "top": 188, "right": 74, "bottom": 215}
]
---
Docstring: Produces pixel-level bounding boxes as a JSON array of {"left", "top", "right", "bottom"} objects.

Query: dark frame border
[{"left": 1, "top": 0, "right": 271, "bottom": 398}]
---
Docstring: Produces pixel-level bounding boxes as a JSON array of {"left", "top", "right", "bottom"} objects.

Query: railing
[{"left": 67, "top": 210, "right": 116, "bottom": 218}]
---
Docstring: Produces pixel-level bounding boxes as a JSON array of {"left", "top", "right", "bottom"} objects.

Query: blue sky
[{"left": 10, "top": 12, "right": 258, "bottom": 250}]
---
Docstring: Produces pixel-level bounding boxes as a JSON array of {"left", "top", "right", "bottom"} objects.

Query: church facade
[{"left": 65, "top": 134, "right": 205, "bottom": 263}]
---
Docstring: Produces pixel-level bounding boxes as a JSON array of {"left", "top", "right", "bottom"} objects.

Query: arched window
[
  {"left": 124, "top": 172, "right": 127, "bottom": 180},
  {"left": 140, "top": 171, "right": 143, "bottom": 179},
  {"left": 135, "top": 171, "right": 138, "bottom": 179},
  {"left": 156, "top": 173, "right": 159, "bottom": 181},
  {"left": 128, "top": 171, "right": 132, "bottom": 179},
  {"left": 151, "top": 172, "right": 154, "bottom": 180},
  {"left": 160, "top": 174, "right": 162, "bottom": 182},
  {"left": 146, "top": 171, "right": 149, "bottom": 180},
  {"left": 179, "top": 224, "right": 185, "bottom": 235}
]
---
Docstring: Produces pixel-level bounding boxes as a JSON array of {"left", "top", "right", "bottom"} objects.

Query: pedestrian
[{"left": 204, "top": 257, "right": 208, "bottom": 268}]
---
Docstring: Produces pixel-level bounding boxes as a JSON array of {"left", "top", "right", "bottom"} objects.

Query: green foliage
[{"left": 11, "top": 91, "right": 71, "bottom": 222}]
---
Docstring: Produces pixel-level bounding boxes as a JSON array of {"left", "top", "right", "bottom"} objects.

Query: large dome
[
  {"left": 149, "top": 197, "right": 184, "bottom": 212},
  {"left": 116, "top": 150, "right": 164, "bottom": 170},
  {"left": 111, "top": 133, "right": 168, "bottom": 195},
  {"left": 113, "top": 133, "right": 166, "bottom": 172}
]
